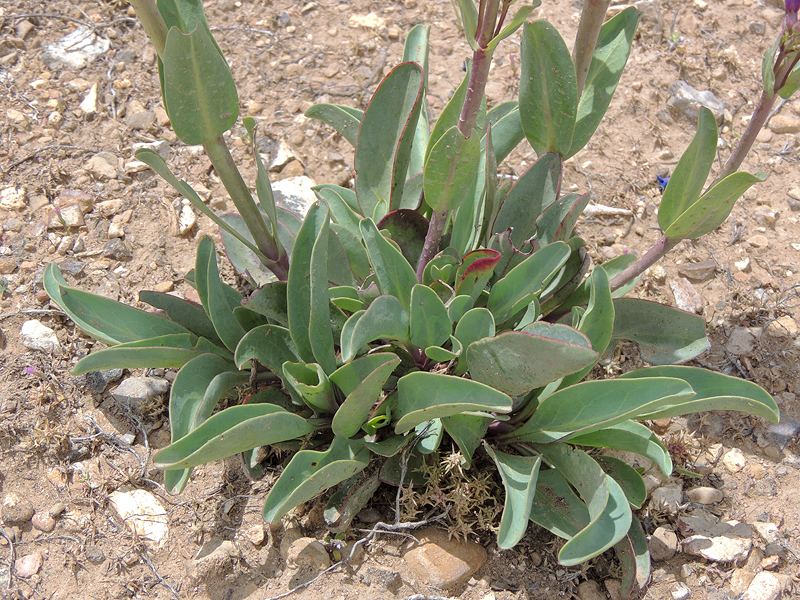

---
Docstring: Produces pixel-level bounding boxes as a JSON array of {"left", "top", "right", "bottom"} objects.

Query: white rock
[
  {"left": 267, "top": 139, "right": 297, "bottom": 172},
  {"left": 111, "top": 377, "right": 170, "bottom": 407},
  {"left": 671, "top": 582, "right": 692, "bottom": 600},
  {"left": 178, "top": 204, "right": 197, "bottom": 235},
  {"left": 349, "top": 13, "right": 386, "bottom": 29},
  {"left": 109, "top": 488, "right": 168, "bottom": 547},
  {"left": 0, "top": 186, "right": 27, "bottom": 211},
  {"left": 752, "top": 522, "right": 781, "bottom": 544},
  {"left": 21, "top": 320, "right": 62, "bottom": 355},
  {"left": 272, "top": 176, "right": 318, "bottom": 218},
  {"left": 722, "top": 448, "right": 747, "bottom": 473},
  {"left": 679, "top": 515, "right": 753, "bottom": 563},
  {"left": 742, "top": 571, "right": 782, "bottom": 600},
  {"left": 649, "top": 526, "right": 678, "bottom": 561},
  {"left": 686, "top": 487, "right": 723, "bottom": 504},
  {"left": 42, "top": 26, "right": 110, "bottom": 69},
  {"left": 79, "top": 82, "right": 98, "bottom": 116}
]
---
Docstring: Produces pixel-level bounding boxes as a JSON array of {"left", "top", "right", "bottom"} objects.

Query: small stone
[
  {"left": 127, "top": 108, "right": 156, "bottom": 130},
  {"left": 735, "top": 256, "right": 751, "bottom": 272},
  {"left": 765, "top": 315, "right": 798, "bottom": 339},
  {"left": 686, "top": 487, "right": 723, "bottom": 505},
  {"left": 677, "top": 260, "right": 717, "bottom": 282},
  {"left": 87, "top": 152, "right": 118, "bottom": 181},
  {"left": 14, "top": 552, "right": 43, "bottom": 578},
  {"left": 768, "top": 115, "right": 800, "bottom": 134},
  {"left": 747, "top": 234, "right": 770, "bottom": 248},
  {"left": 0, "top": 187, "right": 27, "bottom": 211},
  {"left": 669, "top": 278, "right": 703, "bottom": 313},
  {"left": 285, "top": 537, "right": 330, "bottom": 571},
  {"left": 649, "top": 264, "right": 667, "bottom": 284},
  {"left": 41, "top": 26, "right": 110, "bottom": 70},
  {"left": 85, "top": 545, "right": 105, "bottom": 564},
  {"left": 109, "top": 488, "right": 168, "bottom": 547},
  {"left": 356, "top": 507, "right": 382, "bottom": 524},
  {"left": 577, "top": 580, "right": 605, "bottom": 600},
  {"left": 178, "top": 205, "right": 196, "bottom": 235},
  {"left": 349, "top": 13, "right": 386, "bottom": 29},
  {"left": 21, "top": 320, "right": 62, "bottom": 355},
  {"left": 387, "top": 26, "right": 400, "bottom": 40},
  {"left": 679, "top": 515, "right": 753, "bottom": 563},
  {"left": 272, "top": 176, "right": 318, "bottom": 218},
  {"left": 742, "top": 571, "right": 781, "bottom": 600},
  {"left": 84, "top": 368, "right": 123, "bottom": 394},
  {"left": 763, "top": 417, "right": 800, "bottom": 450},
  {"left": 152, "top": 281, "right": 174, "bottom": 293},
  {"left": 722, "top": 448, "right": 746, "bottom": 472},
  {"left": 756, "top": 128, "right": 773, "bottom": 142},
  {"left": 102, "top": 238, "right": 131, "bottom": 260},
  {"left": 48, "top": 503, "right": 67, "bottom": 518},
  {"left": 111, "top": 377, "right": 170, "bottom": 407},
  {"left": 245, "top": 524, "right": 266, "bottom": 546},
  {"left": 746, "top": 463, "right": 767, "bottom": 480},
  {"left": 649, "top": 527, "right": 678, "bottom": 561},
  {"left": 760, "top": 555, "right": 781, "bottom": 570},
  {"left": 726, "top": 327, "right": 760, "bottom": 356},
  {"left": 31, "top": 513, "right": 55, "bottom": 532},
  {"left": 789, "top": 187, "right": 800, "bottom": 201},
  {"left": 79, "top": 83, "right": 98, "bottom": 116},
  {"left": 604, "top": 578, "right": 624, "bottom": 600},
  {"left": 671, "top": 582, "right": 691, "bottom": 600},
  {"left": 764, "top": 445, "right": 780, "bottom": 460},
  {"left": 667, "top": 80, "right": 725, "bottom": 123},
  {"left": 186, "top": 538, "right": 237, "bottom": 580},
  {"left": 57, "top": 203, "right": 85, "bottom": 227},
  {"left": 95, "top": 199, "right": 126, "bottom": 217},
  {"left": 2, "top": 492, "right": 35, "bottom": 525},
  {"left": 0, "top": 259, "right": 16, "bottom": 275},
  {"left": 403, "top": 527, "right": 487, "bottom": 589}
]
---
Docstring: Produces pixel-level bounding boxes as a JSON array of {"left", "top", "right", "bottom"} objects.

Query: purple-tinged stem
[
  {"left": 416, "top": 209, "right": 447, "bottom": 282},
  {"left": 573, "top": 0, "right": 611, "bottom": 98},
  {"left": 608, "top": 235, "right": 678, "bottom": 292}
]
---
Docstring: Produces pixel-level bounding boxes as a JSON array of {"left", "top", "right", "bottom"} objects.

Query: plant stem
[
  {"left": 204, "top": 135, "right": 289, "bottom": 280},
  {"left": 127, "top": 0, "right": 167, "bottom": 58},
  {"left": 573, "top": 0, "right": 611, "bottom": 98},
  {"left": 457, "top": 47, "right": 492, "bottom": 138},
  {"left": 416, "top": 209, "right": 447, "bottom": 281},
  {"left": 608, "top": 235, "right": 677, "bottom": 292}
]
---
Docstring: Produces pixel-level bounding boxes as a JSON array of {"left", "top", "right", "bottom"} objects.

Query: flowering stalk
[{"left": 572, "top": 0, "right": 611, "bottom": 97}]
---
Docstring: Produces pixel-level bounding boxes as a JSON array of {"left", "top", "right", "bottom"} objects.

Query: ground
[{"left": 1, "top": 0, "right": 800, "bottom": 599}]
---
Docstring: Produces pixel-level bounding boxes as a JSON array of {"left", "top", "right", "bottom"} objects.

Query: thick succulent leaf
[
  {"left": 454, "top": 249, "right": 502, "bottom": 301},
  {"left": 504, "top": 377, "right": 694, "bottom": 442},
  {"left": 345, "top": 295, "right": 410, "bottom": 362},
  {"left": 539, "top": 241, "right": 589, "bottom": 317},
  {"left": 530, "top": 468, "right": 590, "bottom": 538},
  {"left": 595, "top": 456, "right": 647, "bottom": 509},
  {"left": 568, "top": 420, "right": 673, "bottom": 477},
  {"left": 283, "top": 361, "right": 337, "bottom": 414},
  {"left": 487, "top": 102, "right": 524, "bottom": 165},
  {"left": 520, "top": 21, "right": 577, "bottom": 156},
  {"left": 330, "top": 352, "right": 400, "bottom": 397},
  {"left": 486, "top": 241, "right": 571, "bottom": 323},
  {"left": 762, "top": 34, "right": 781, "bottom": 96},
  {"left": 485, "top": 445, "right": 542, "bottom": 549},
  {"left": 616, "top": 518, "right": 651, "bottom": 592},
  {"left": 200, "top": 238, "right": 246, "bottom": 352},
  {"left": 454, "top": 0, "right": 479, "bottom": 49},
  {"left": 243, "top": 118, "right": 279, "bottom": 244},
  {"left": 305, "top": 104, "right": 363, "bottom": 146},
  {"left": 355, "top": 62, "right": 424, "bottom": 216},
  {"left": 217, "top": 212, "right": 280, "bottom": 285},
  {"left": 535, "top": 444, "right": 631, "bottom": 566},
  {"left": 416, "top": 419, "right": 444, "bottom": 454},
  {"left": 325, "top": 470, "right": 381, "bottom": 533},
  {"left": 234, "top": 324, "right": 300, "bottom": 379},
  {"left": 154, "top": 404, "right": 312, "bottom": 470},
  {"left": 620, "top": 365, "right": 780, "bottom": 423},
  {"left": 658, "top": 107, "right": 718, "bottom": 231},
  {"left": 161, "top": 17, "right": 238, "bottom": 144},
  {"left": 329, "top": 286, "right": 364, "bottom": 312},
  {"left": 332, "top": 355, "right": 400, "bottom": 438},
  {"left": 427, "top": 58, "right": 471, "bottom": 166},
  {"left": 315, "top": 185, "right": 362, "bottom": 234},
  {"left": 410, "top": 284, "right": 451, "bottom": 348},
  {"left": 568, "top": 7, "right": 640, "bottom": 157},
  {"left": 360, "top": 218, "right": 419, "bottom": 310},
  {"left": 535, "top": 193, "right": 590, "bottom": 245},
  {"left": 454, "top": 307, "right": 495, "bottom": 375},
  {"left": 467, "top": 330, "right": 597, "bottom": 397},
  {"left": 487, "top": 2, "right": 539, "bottom": 51},
  {"left": 377, "top": 209, "right": 429, "bottom": 270},
  {"left": 395, "top": 372, "right": 513, "bottom": 433},
  {"left": 492, "top": 153, "right": 561, "bottom": 248},
  {"left": 609, "top": 298, "right": 710, "bottom": 364},
  {"left": 422, "top": 249, "right": 461, "bottom": 287},
  {"left": 424, "top": 125, "right": 481, "bottom": 212},
  {"left": 402, "top": 24, "right": 431, "bottom": 179},
  {"left": 242, "top": 282, "right": 288, "bottom": 325},
  {"left": 448, "top": 295, "right": 476, "bottom": 323},
  {"left": 425, "top": 342, "right": 460, "bottom": 362},
  {"left": 778, "top": 62, "right": 800, "bottom": 98},
  {"left": 664, "top": 171, "right": 767, "bottom": 241},
  {"left": 139, "top": 290, "right": 222, "bottom": 346},
  {"left": 441, "top": 414, "right": 489, "bottom": 466},
  {"left": 263, "top": 436, "right": 370, "bottom": 524},
  {"left": 365, "top": 434, "right": 410, "bottom": 457},
  {"left": 44, "top": 262, "right": 190, "bottom": 346}
]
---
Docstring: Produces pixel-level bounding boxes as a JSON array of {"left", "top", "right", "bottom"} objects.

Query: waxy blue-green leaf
[
  {"left": 402, "top": 24, "right": 431, "bottom": 179},
  {"left": 568, "top": 7, "right": 640, "bottom": 157},
  {"left": 778, "top": 61, "right": 800, "bottom": 98},
  {"left": 200, "top": 237, "right": 247, "bottom": 352},
  {"left": 441, "top": 413, "right": 489, "bottom": 466},
  {"left": 539, "top": 240, "right": 589, "bottom": 317},
  {"left": 330, "top": 352, "right": 399, "bottom": 397},
  {"left": 329, "top": 286, "right": 364, "bottom": 313},
  {"left": 377, "top": 209, "right": 429, "bottom": 270},
  {"left": 325, "top": 471, "right": 381, "bottom": 534},
  {"left": 283, "top": 361, "right": 337, "bottom": 414},
  {"left": 486, "top": 241, "right": 571, "bottom": 323},
  {"left": 610, "top": 298, "right": 709, "bottom": 364},
  {"left": 664, "top": 171, "right": 767, "bottom": 240},
  {"left": 485, "top": 445, "right": 542, "bottom": 549},
  {"left": 620, "top": 365, "right": 780, "bottom": 423},
  {"left": 242, "top": 282, "right": 288, "bottom": 326},
  {"left": 454, "top": 307, "right": 495, "bottom": 376},
  {"left": 504, "top": 377, "right": 694, "bottom": 443},
  {"left": 535, "top": 193, "right": 590, "bottom": 245},
  {"left": 448, "top": 294, "right": 475, "bottom": 323},
  {"left": 416, "top": 419, "right": 444, "bottom": 454},
  {"left": 263, "top": 436, "right": 370, "bottom": 524},
  {"left": 217, "top": 211, "right": 283, "bottom": 283},
  {"left": 162, "top": 17, "right": 238, "bottom": 145},
  {"left": 762, "top": 34, "right": 781, "bottom": 97},
  {"left": 355, "top": 62, "right": 424, "bottom": 215},
  {"left": 44, "top": 262, "right": 191, "bottom": 346},
  {"left": 330, "top": 223, "right": 370, "bottom": 285},
  {"left": 395, "top": 372, "right": 513, "bottom": 433},
  {"left": 234, "top": 324, "right": 300, "bottom": 375},
  {"left": 615, "top": 518, "right": 651, "bottom": 592},
  {"left": 454, "top": 0, "right": 479, "bottom": 50},
  {"left": 344, "top": 295, "right": 410, "bottom": 362},
  {"left": 424, "top": 340, "right": 461, "bottom": 362},
  {"left": 154, "top": 404, "right": 313, "bottom": 470},
  {"left": 305, "top": 104, "right": 363, "bottom": 147},
  {"left": 424, "top": 125, "right": 481, "bottom": 212},
  {"left": 492, "top": 153, "right": 561, "bottom": 248},
  {"left": 568, "top": 420, "right": 673, "bottom": 477},
  {"left": 332, "top": 355, "right": 400, "bottom": 438},
  {"left": 360, "top": 218, "right": 418, "bottom": 310},
  {"left": 467, "top": 330, "right": 598, "bottom": 397},
  {"left": 658, "top": 107, "right": 718, "bottom": 231},
  {"left": 487, "top": 1, "right": 539, "bottom": 52},
  {"left": 530, "top": 468, "right": 589, "bottom": 539},
  {"left": 487, "top": 102, "right": 524, "bottom": 165},
  {"left": 520, "top": 20, "right": 577, "bottom": 156},
  {"left": 139, "top": 290, "right": 223, "bottom": 346},
  {"left": 410, "top": 284, "right": 451, "bottom": 348},
  {"left": 243, "top": 117, "right": 279, "bottom": 242},
  {"left": 595, "top": 456, "right": 647, "bottom": 509}
]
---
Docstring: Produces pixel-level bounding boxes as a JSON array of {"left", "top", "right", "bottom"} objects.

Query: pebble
[
  {"left": 677, "top": 260, "right": 717, "bottom": 282},
  {"left": 58, "top": 203, "right": 85, "bottom": 228},
  {"left": 649, "top": 526, "right": 678, "bottom": 561},
  {"left": 31, "top": 513, "right": 55, "bottom": 532},
  {"left": 403, "top": 527, "right": 487, "bottom": 589},
  {"left": 84, "top": 368, "right": 123, "bottom": 394},
  {"left": 671, "top": 582, "right": 691, "bottom": 600},
  {"left": 686, "top": 487, "right": 723, "bottom": 504},
  {"left": 667, "top": 80, "right": 725, "bottom": 122},
  {"left": 604, "top": 578, "right": 624, "bottom": 600},
  {"left": 651, "top": 482, "right": 683, "bottom": 512},
  {"left": 726, "top": 327, "right": 760, "bottom": 356},
  {"left": 747, "top": 234, "right": 770, "bottom": 248},
  {"left": 85, "top": 545, "right": 105, "bottom": 564},
  {"left": 48, "top": 502, "right": 67, "bottom": 518},
  {"left": 245, "top": 524, "right": 266, "bottom": 546},
  {"left": 109, "top": 488, "right": 168, "bottom": 547},
  {"left": 271, "top": 176, "right": 318, "bottom": 218},
  {"left": 87, "top": 153, "right": 118, "bottom": 181},
  {"left": 284, "top": 537, "right": 330, "bottom": 571},
  {"left": 178, "top": 204, "right": 196, "bottom": 235},
  {"left": 111, "top": 377, "right": 170, "bottom": 407},
  {"left": 0, "top": 187, "right": 27, "bottom": 211},
  {"left": 102, "top": 238, "right": 131, "bottom": 260},
  {"left": 742, "top": 571, "right": 781, "bottom": 600},
  {"left": 669, "top": 277, "right": 703, "bottom": 313},
  {"left": 0, "top": 259, "right": 16, "bottom": 275},
  {"left": 42, "top": 26, "right": 110, "bottom": 69},
  {"left": 577, "top": 580, "right": 605, "bottom": 600},
  {"left": 679, "top": 515, "right": 753, "bottom": 563},
  {"left": 14, "top": 552, "right": 43, "bottom": 578},
  {"left": 722, "top": 448, "right": 746, "bottom": 472},
  {"left": 127, "top": 108, "right": 156, "bottom": 131},
  {"left": 768, "top": 115, "right": 800, "bottom": 134},
  {"left": 20, "top": 320, "right": 62, "bottom": 355},
  {"left": 765, "top": 315, "right": 798, "bottom": 339},
  {"left": 760, "top": 555, "right": 781, "bottom": 570},
  {"left": 2, "top": 492, "right": 35, "bottom": 525},
  {"left": 186, "top": 538, "right": 237, "bottom": 581}
]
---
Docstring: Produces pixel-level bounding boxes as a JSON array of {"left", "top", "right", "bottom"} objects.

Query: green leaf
[
  {"left": 487, "top": 102, "right": 524, "bottom": 165},
  {"left": 658, "top": 107, "right": 718, "bottom": 231},
  {"left": 416, "top": 419, "right": 444, "bottom": 454},
  {"left": 360, "top": 218, "right": 419, "bottom": 311},
  {"left": 330, "top": 352, "right": 399, "bottom": 397},
  {"left": 504, "top": 377, "right": 694, "bottom": 442},
  {"left": 778, "top": 61, "right": 800, "bottom": 98},
  {"left": 427, "top": 65, "right": 472, "bottom": 164},
  {"left": 485, "top": 445, "right": 542, "bottom": 549},
  {"left": 568, "top": 7, "right": 640, "bottom": 157},
  {"left": 402, "top": 24, "right": 431, "bottom": 179},
  {"left": 345, "top": 295, "right": 410, "bottom": 362},
  {"left": 451, "top": 124, "right": 495, "bottom": 256},
  {"left": 595, "top": 456, "right": 647, "bottom": 509},
  {"left": 330, "top": 223, "right": 371, "bottom": 284},
  {"left": 234, "top": 324, "right": 300, "bottom": 374},
  {"left": 530, "top": 468, "right": 589, "bottom": 539},
  {"left": 568, "top": 421, "right": 673, "bottom": 477},
  {"left": 305, "top": 104, "right": 363, "bottom": 147},
  {"left": 355, "top": 62, "right": 424, "bottom": 216},
  {"left": 453, "top": 307, "right": 495, "bottom": 376},
  {"left": 329, "top": 286, "right": 364, "bottom": 312},
  {"left": 454, "top": 0, "right": 479, "bottom": 49},
  {"left": 535, "top": 193, "right": 590, "bottom": 245},
  {"left": 380, "top": 447, "right": 428, "bottom": 485},
  {"left": 762, "top": 35, "right": 781, "bottom": 97},
  {"left": 620, "top": 365, "right": 780, "bottom": 423},
  {"left": 283, "top": 361, "right": 337, "bottom": 414},
  {"left": 448, "top": 294, "right": 475, "bottom": 323},
  {"left": 410, "top": 284, "right": 451, "bottom": 348},
  {"left": 241, "top": 282, "right": 288, "bottom": 326},
  {"left": 441, "top": 414, "right": 489, "bottom": 467},
  {"left": 454, "top": 249, "right": 502, "bottom": 301},
  {"left": 610, "top": 298, "right": 710, "bottom": 364},
  {"left": 44, "top": 262, "right": 190, "bottom": 346},
  {"left": 492, "top": 153, "right": 561, "bottom": 248},
  {"left": 395, "top": 372, "right": 513, "bottom": 433},
  {"left": 520, "top": 20, "right": 577, "bottom": 156},
  {"left": 217, "top": 212, "right": 280, "bottom": 284},
  {"left": 467, "top": 330, "right": 598, "bottom": 397},
  {"left": 486, "top": 241, "right": 571, "bottom": 323},
  {"left": 139, "top": 290, "right": 223, "bottom": 346},
  {"left": 617, "top": 518, "right": 651, "bottom": 592},
  {"left": 377, "top": 209, "right": 429, "bottom": 270},
  {"left": 424, "top": 126, "right": 481, "bottom": 212},
  {"left": 200, "top": 238, "right": 246, "bottom": 352},
  {"left": 539, "top": 240, "right": 589, "bottom": 317},
  {"left": 243, "top": 118, "right": 279, "bottom": 245},
  {"left": 263, "top": 436, "right": 370, "bottom": 524},
  {"left": 325, "top": 470, "right": 382, "bottom": 534},
  {"left": 664, "top": 171, "right": 767, "bottom": 240},
  {"left": 332, "top": 355, "right": 400, "bottom": 438},
  {"left": 425, "top": 342, "right": 460, "bottom": 362},
  {"left": 162, "top": 17, "right": 238, "bottom": 144},
  {"left": 487, "top": 2, "right": 539, "bottom": 52},
  {"left": 154, "top": 404, "right": 312, "bottom": 470}
]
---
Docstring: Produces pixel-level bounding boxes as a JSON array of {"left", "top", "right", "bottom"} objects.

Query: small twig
[
  {"left": 0, "top": 528, "right": 16, "bottom": 589},
  {"left": 721, "top": 347, "right": 750, "bottom": 380},
  {"left": 2, "top": 145, "right": 96, "bottom": 176},
  {"left": 140, "top": 551, "right": 181, "bottom": 600},
  {"left": 0, "top": 309, "right": 67, "bottom": 321},
  {"left": 83, "top": 415, "right": 146, "bottom": 475},
  {"left": 766, "top": 97, "right": 787, "bottom": 125}
]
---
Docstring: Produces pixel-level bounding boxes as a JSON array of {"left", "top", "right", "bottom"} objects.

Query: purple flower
[{"left": 787, "top": 0, "right": 799, "bottom": 25}]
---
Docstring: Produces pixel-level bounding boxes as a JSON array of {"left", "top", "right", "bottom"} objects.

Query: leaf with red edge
[{"left": 455, "top": 249, "right": 502, "bottom": 301}]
